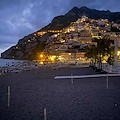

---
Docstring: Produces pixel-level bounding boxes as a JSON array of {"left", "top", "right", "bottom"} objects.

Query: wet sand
[{"left": 0, "top": 67, "right": 120, "bottom": 120}]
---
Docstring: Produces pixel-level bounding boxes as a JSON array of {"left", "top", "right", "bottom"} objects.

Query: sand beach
[{"left": 0, "top": 66, "right": 120, "bottom": 120}]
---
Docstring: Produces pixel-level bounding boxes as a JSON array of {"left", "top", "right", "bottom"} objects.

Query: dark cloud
[
  {"left": 0, "top": 35, "right": 19, "bottom": 54},
  {"left": 0, "top": 0, "right": 120, "bottom": 55}
]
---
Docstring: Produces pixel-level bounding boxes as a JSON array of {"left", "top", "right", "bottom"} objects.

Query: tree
[
  {"left": 85, "top": 36, "right": 114, "bottom": 71},
  {"left": 85, "top": 45, "right": 98, "bottom": 67}
]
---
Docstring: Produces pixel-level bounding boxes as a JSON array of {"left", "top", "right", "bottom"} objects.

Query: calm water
[{"left": 0, "top": 58, "right": 28, "bottom": 67}]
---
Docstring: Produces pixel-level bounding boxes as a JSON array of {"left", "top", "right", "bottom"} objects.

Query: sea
[{"left": 0, "top": 58, "right": 29, "bottom": 67}]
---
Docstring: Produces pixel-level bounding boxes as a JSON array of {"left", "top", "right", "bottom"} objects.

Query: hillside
[
  {"left": 1, "top": 6, "right": 120, "bottom": 60},
  {"left": 41, "top": 6, "right": 120, "bottom": 31}
]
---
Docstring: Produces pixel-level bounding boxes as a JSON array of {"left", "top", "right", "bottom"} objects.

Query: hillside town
[
  {"left": 34, "top": 16, "right": 120, "bottom": 65},
  {"left": 1, "top": 15, "right": 120, "bottom": 67}
]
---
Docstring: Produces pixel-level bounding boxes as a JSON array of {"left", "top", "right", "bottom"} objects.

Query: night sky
[{"left": 0, "top": 0, "right": 120, "bottom": 55}]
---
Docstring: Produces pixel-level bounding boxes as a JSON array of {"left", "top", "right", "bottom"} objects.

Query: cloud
[
  {"left": 0, "top": 35, "right": 20, "bottom": 55},
  {"left": 0, "top": 0, "right": 120, "bottom": 55},
  {"left": 0, "top": 42, "right": 16, "bottom": 56}
]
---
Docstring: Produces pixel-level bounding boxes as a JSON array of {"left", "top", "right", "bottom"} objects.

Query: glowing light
[
  {"left": 97, "top": 27, "right": 99, "bottom": 30},
  {"left": 40, "top": 62, "right": 43, "bottom": 64},
  {"left": 51, "top": 58, "right": 54, "bottom": 61},
  {"left": 54, "top": 34, "right": 58, "bottom": 37},
  {"left": 40, "top": 54, "right": 43, "bottom": 57},
  {"left": 58, "top": 56, "right": 62, "bottom": 60},
  {"left": 61, "top": 40, "right": 65, "bottom": 43},
  {"left": 117, "top": 51, "right": 120, "bottom": 56}
]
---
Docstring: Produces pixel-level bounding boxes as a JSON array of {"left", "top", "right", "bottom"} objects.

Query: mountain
[
  {"left": 41, "top": 6, "right": 120, "bottom": 31},
  {"left": 1, "top": 6, "right": 120, "bottom": 60}
]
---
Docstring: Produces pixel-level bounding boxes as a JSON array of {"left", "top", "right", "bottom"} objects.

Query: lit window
[{"left": 117, "top": 51, "right": 120, "bottom": 56}]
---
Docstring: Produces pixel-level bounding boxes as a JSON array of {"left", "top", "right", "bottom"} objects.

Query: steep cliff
[{"left": 1, "top": 33, "right": 53, "bottom": 60}]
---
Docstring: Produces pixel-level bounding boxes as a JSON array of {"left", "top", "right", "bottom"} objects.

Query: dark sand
[{"left": 0, "top": 67, "right": 120, "bottom": 120}]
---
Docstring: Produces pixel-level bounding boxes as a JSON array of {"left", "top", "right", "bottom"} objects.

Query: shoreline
[
  {"left": 0, "top": 58, "right": 30, "bottom": 67},
  {"left": 0, "top": 59, "right": 90, "bottom": 75}
]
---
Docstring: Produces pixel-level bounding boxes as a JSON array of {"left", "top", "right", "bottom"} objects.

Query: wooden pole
[
  {"left": 8, "top": 86, "right": 10, "bottom": 107},
  {"left": 106, "top": 64, "right": 109, "bottom": 89},
  {"left": 106, "top": 74, "right": 109, "bottom": 89},
  {"left": 71, "top": 74, "right": 74, "bottom": 84},
  {"left": 44, "top": 108, "right": 47, "bottom": 120}
]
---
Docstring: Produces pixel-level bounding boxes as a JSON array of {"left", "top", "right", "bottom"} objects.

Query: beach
[{"left": 0, "top": 67, "right": 120, "bottom": 120}]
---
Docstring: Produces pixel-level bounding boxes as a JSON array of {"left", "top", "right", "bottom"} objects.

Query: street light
[{"left": 40, "top": 54, "right": 43, "bottom": 58}]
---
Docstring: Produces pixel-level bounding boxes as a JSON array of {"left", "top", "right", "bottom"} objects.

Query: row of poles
[
  {"left": 6, "top": 75, "right": 109, "bottom": 119},
  {"left": 7, "top": 74, "right": 109, "bottom": 107},
  {"left": 7, "top": 86, "right": 47, "bottom": 120}
]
